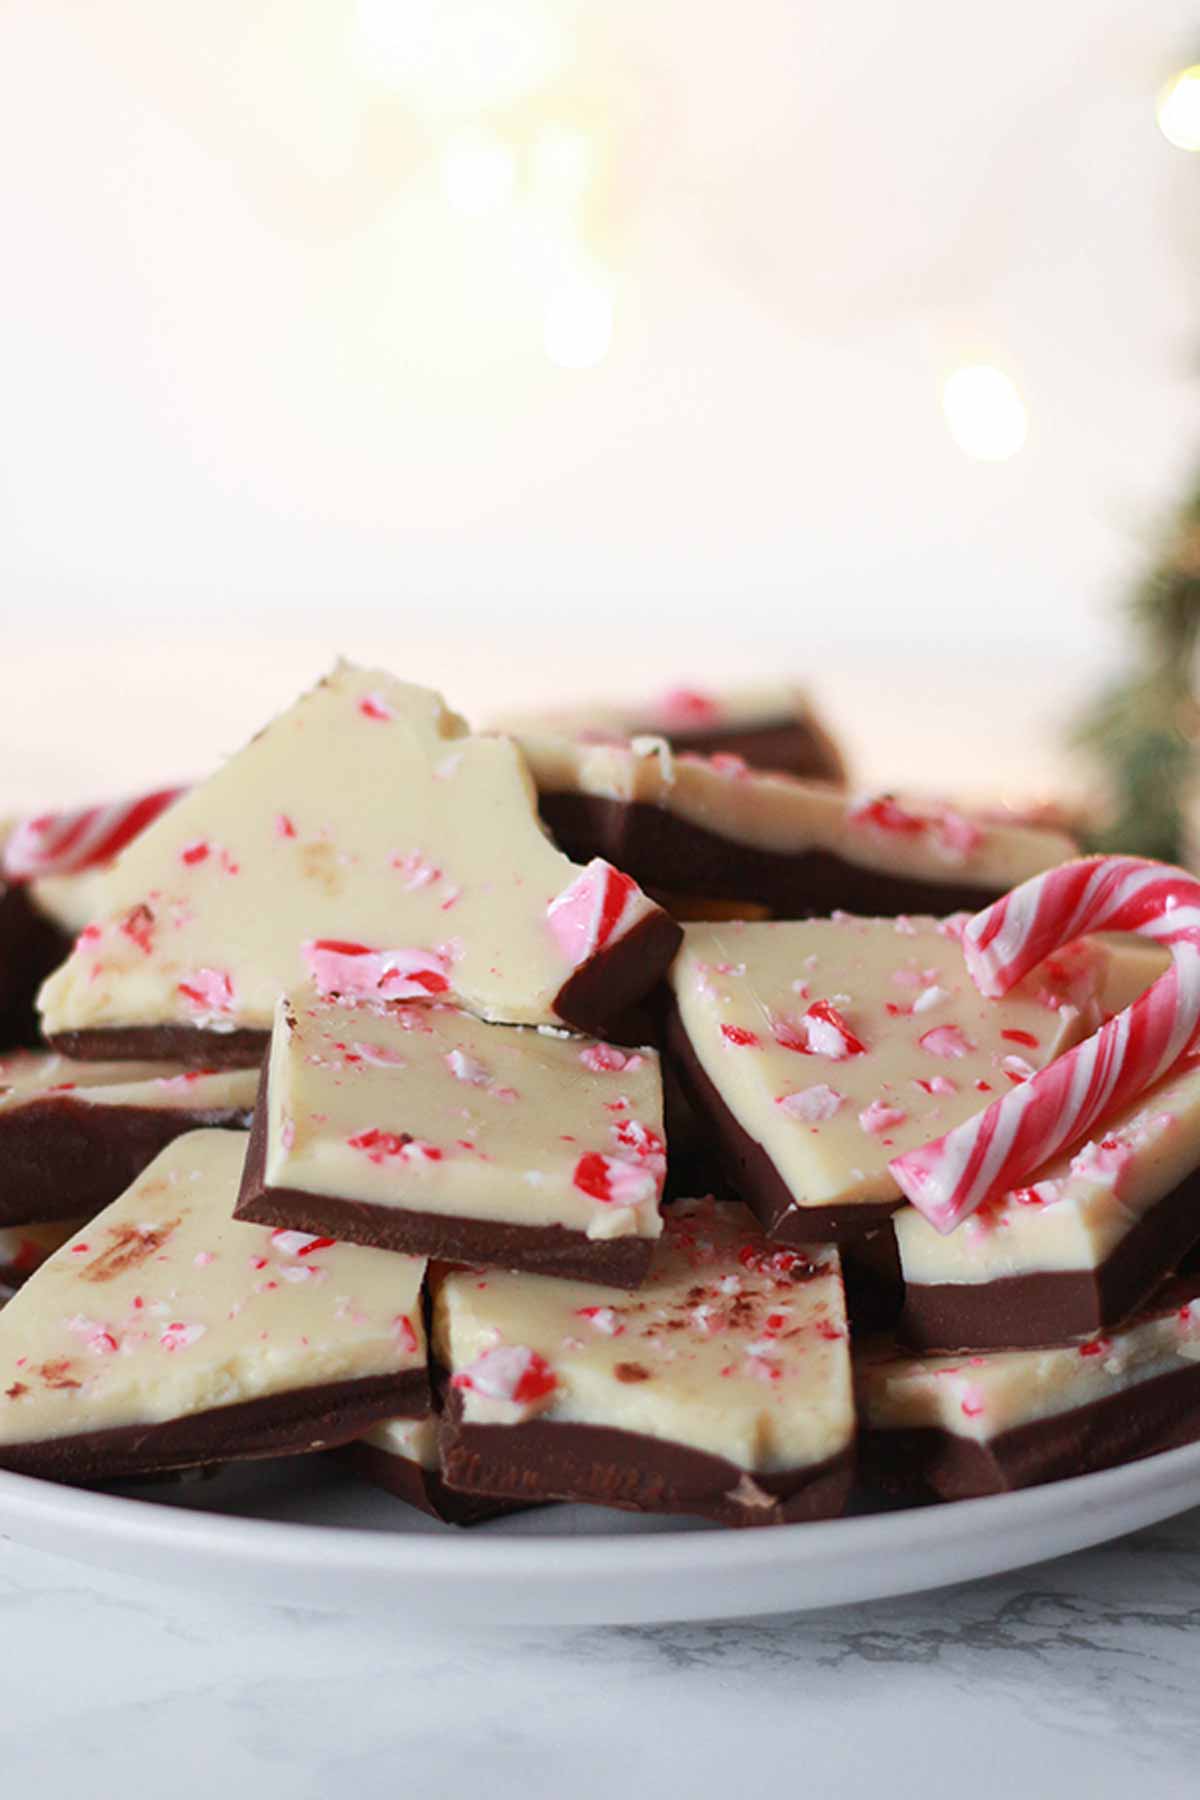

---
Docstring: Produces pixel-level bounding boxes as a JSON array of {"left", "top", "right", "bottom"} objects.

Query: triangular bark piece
[{"left": 39, "top": 665, "right": 681, "bottom": 1062}]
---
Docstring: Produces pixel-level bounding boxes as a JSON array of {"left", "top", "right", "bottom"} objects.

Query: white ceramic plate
[{"left": 2, "top": 1441, "right": 1199, "bottom": 1626}]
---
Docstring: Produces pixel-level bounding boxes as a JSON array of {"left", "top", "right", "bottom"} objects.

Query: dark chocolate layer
[
  {"left": 342, "top": 1438, "right": 514, "bottom": 1525},
  {"left": 551, "top": 907, "right": 683, "bottom": 1038},
  {"left": 841, "top": 1226, "right": 905, "bottom": 1334},
  {"left": 539, "top": 793, "right": 1005, "bottom": 921},
  {"left": 645, "top": 714, "right": 845, "bottom": 784},
  {"left": 0, "top": 1093, "right": 256, "bottom": 1228},
  {"left": 234, "top": 1070, "right": 655, "bottom": 1289},
  {"left": 859, "top": 1357, "right": 1200, "bottom": 1501},
  {"left": 440, "top": 1393, "right": 854, "bottom": 1527},
  {"left": 663, "top": 1003, "right": 900, "bottom": 1244},
  {"left": 899, "top": 1164, "right": 1200, "bottom": 1352},
  {"left": 0, "top": 886, "right": 70, "bottom": 1049},
  {"left": 46, "top": 1026, "right": 269, "bottom": 1068},
  {"left": 0, "top": 1365, "right": 430, "bottom": 1486}
]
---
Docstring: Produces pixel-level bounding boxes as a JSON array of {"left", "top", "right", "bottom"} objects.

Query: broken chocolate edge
[
  {"left": 663, "top": 1002, "right": 900, "bottom": 1243},
  {"left": 552, "top": 906, "right": 684, "bottom": 1037}
]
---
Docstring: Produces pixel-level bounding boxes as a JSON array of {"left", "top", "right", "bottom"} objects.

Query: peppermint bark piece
[
  {"left": 666, "top": 917, "right": 1102, "bottom": 1243},
  {"left": 38, "top": 664, "right": 680, "bottom": 1061},
  {"left": 493, "top": 681, "right": 847, "bottom": 782},
  {"left": 0, "top": 1051, "right": 257, "bottom": 1227},
  {"left": 856, "top": 1278, "right": 1200, "bottom": 1499},
  {"left": 235, "top": 994, "right": 664, "bottom": 1287},
  {"left": 0, "top": 1131, "right": 429, "bottom": 1483},
  {"left": 896, "top": 1057, "right": 1200, "bottom": 1351},
  {"left": 521, "top": 735, "right": 1074, "bottom": 920},
  {"left": 345, "top": 1416, "right": 514, "bottom": 1525},
  {"left": 437, "top": 1195, "right": 854, "bottom": 1527}
]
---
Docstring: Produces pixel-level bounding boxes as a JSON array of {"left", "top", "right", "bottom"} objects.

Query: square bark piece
[
  {"left": 436, "top": 1195, "right": 854, "bottom": 1527},
  {"left": 235, "top": 994, "right": 664, "bottom": 1287},
  {"left": 666, "top": 917, "right": 1104, "bottom": 1242}
]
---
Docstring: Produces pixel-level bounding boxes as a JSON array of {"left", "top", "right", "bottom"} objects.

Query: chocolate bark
[
  {"left": 858, "top": 1358, "right": 1200, "bottom": 1501},
  {"left": 0, "top": 1366, "right": 430, "bottom": 1486},
  {"left": 234, "top": 1084, "right": 655, "bottom": 1288},
  {"left": 899, "top": 1162, "right": 1200, "bottom": 1351},
  {"left": 439, "top": 1391, "right": 854, "bottom": 1527},
  {"left": 540, "top": 793, "right": 1008, "bottom": 920},
  {"left": 0, "top": 1091, "right": 256, "bottom": 1228},
  {"left": 663, "top": 1004, "right": 901, "bottom": 1243}
]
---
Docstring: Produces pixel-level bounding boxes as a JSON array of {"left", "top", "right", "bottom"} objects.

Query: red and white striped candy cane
[
  {"left": 1, "top": 787, "right": 186, "bottom": 882},
  {"left": 890, "top": 857, "right": 1200, "bottom": 1233}
]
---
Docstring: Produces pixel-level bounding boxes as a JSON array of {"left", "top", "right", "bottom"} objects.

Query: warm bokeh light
[
  {"left": 440, "top": 129, "right": 518, "bottom": 217},
  {"left": 530, "top": 125, "right": 597, "bottom": 209},
  {"left": 542, "top": 269, "right": 614, "bottom": 369},
  {"left": 941, "top": 365, "right": 1028, "bottom": 462},
  {"left": 1156, "top": 64, "right": 1200, "bottom": 152},
  {"left": 354, "top": 0, "right": 569, "bottom": 114}
]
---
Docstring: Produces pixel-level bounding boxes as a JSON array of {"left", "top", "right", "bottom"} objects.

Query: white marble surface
[{"left": 4, "top": 1509, "right": 1199, "bottom": 1799}]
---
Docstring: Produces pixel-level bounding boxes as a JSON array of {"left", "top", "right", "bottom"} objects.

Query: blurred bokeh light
[{"left": 0, "top": 2, "right": 1196, "bottom": 806}]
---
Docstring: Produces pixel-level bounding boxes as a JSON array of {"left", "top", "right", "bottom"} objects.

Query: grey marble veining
[{"left": 2, "top": 1510, "right": 1199, "bottom": 1800}]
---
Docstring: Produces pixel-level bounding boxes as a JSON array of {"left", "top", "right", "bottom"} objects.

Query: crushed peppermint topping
[
  {"left": 918, "top": 1024, "right": 975, "bottom": 1059},
  {"left": 451, "top": 1344, "right": 557, "bottom": 1405},
  {"left": 858, "top": 1099, "right": 908, "bottom": 1136},
  {"left": 776, "top": 1083, "right": 844, "bottom": 1123}
]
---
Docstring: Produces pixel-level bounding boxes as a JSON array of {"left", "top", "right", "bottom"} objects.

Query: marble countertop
[{"left": 4, "top": 1508, "right": 1199, "bottom": 1799}]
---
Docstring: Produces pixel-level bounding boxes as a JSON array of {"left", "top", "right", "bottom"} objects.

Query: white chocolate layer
[
  {"left": 520, "top": 734, "right": 1073, "bottom": 890},
  {"left": 360, "top": 1414, "right": 438, "bottom": 1468},
  {"left": 0, "top": 1051, "right": 258, "bottom": 1118},
  {"left": 857, "top": 1283, "right": 1200, "bottom": 1443},
  {"left": 0, "top": 1131, "right": 427, "bottom": 1447},
  {"left": 670, "top": 918, "right": 1100, "bottom": 1216},
  {"left": 38, "top": 665, "right": 667, "bottom": 1038},
  {"left": 435, "top": 1196, "right": 852, "bottom": 1473},
  {"left": 31, "top": 869, "right": 110, "bottom": 937},
  {"left": 895, "top": 1057, "right": 1200, "bottom": 1284},
  {"left": 264, "top": 994, "right": 665, "bottom": 1243}
]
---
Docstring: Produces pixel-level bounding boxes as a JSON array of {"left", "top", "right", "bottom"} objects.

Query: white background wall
[{"left": 1, "top": 2, "right": 1197, "bottom": 805}]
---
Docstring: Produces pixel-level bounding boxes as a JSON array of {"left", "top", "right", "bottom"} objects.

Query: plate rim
[{"left": 2, "top": 1436, "right": 1199, "bottom": 1583}]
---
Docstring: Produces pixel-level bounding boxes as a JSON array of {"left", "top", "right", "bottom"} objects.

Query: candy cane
[
  {"left": 2, "top": 787, "right": 186, "bottom": 881},
  {"left": 890, "top": 857, "right": 1200, "bottom": 1233}
]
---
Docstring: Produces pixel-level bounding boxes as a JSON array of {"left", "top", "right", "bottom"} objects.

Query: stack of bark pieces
[{"left": 1, "top": 663, "right": 1197, "bottom": 1529}]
